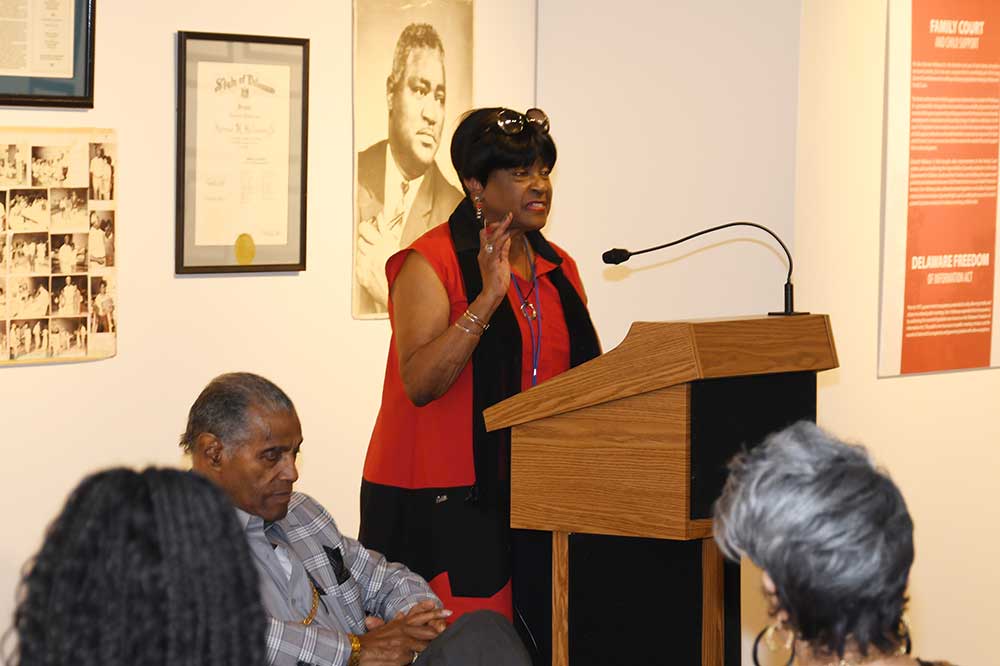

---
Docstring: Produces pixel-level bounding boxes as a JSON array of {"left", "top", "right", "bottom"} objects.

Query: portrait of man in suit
[{"left": 353, "top": 9, "right": 471, "bottom": 318}]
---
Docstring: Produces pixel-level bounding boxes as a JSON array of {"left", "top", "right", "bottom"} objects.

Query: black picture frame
[
  {"left": 175, "top": 31, "right": 309, "bottom": 274},
  {"left": 0, "top": 0, "right": 96, "bottom": 108}
]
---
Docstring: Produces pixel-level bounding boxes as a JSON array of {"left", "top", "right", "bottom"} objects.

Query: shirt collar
[
  {"left": 234, "top": 506, "right": 265, "bottom": 533},
  {"left": 533, "top": 250, "right": 560, "bottom": 277},
  {"left": 514, "top": 240, "right": 561, "bottom": 279},
  {"left": 385, "top": 144, "right": 425, "bottom": 205}
]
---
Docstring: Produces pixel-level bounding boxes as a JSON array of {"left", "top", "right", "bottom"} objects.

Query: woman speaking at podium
[{"left": 360, "top": 107, "right": 600, "bottom": 663}]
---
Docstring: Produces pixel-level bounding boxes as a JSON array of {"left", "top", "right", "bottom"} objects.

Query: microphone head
[{"left": 602, "top": 248, "right": 632, "bottom": 265}]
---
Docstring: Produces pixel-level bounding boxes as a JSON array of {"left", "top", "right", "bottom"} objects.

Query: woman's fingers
[
  {"left": 480, "top": 212, "right": 514, "bottom": 251},
  {"left": 498, "top": 236, "right": 512, "bottom": 264},
  {"left": 493, "top": 212, "right": 513, "bottom": 235}
]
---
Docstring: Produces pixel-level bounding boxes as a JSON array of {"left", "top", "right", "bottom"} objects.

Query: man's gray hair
[
  {"left": 386, "top": 23, "right": 444, "bottom": 94},
  {"left": 713, "top": 421, "right": 913, "bottom": 658},
  {"left": 179, "top": 372, "right": 295, "bottom": 452}
]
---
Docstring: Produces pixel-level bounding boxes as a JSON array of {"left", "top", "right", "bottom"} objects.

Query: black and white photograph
[
  {"left": 89, "top": 143, "right": 116, "bottom": 200},
  {"left": 51, "top": 274, "right": 88, "bottom": 317},
  {"left": 352, "top": 0, "right": 473, "bottom": 318},
  {"left": 49, "top": 317, "right": 88, "bottom": 358},
  {"left": 51, "top": 233, "right": 88, "bottom": 274},
  {"left": 7, "top": 276, "right": 51, "bottom": 319},
  {"left": 88, "top": 210, "right": 115, "bottom": 269},
  {"left": 0, "top": 128, "right": 118, "bottom": 366},
  {"left": 30, "top": 146, "right": 72, "bottom": 187},
  {"left": 7, "top": 189, "right": 49, "bottom": 231},
  {"left": 90, "top": 275, "right": 116, "bottom": 336},
  {"left": 9, "top": 232, "right": 50, "bottom": 274},
  {"left": 0, "top": 145, "right": 28, "bottom": 187},
  {"left": 50, "top": 187, "right": 89, "bottom": 231},
  {"left": 8, "top": 318, "right": 48, "bottom": 360}
]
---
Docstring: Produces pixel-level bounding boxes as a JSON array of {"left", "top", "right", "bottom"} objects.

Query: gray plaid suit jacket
[{"left": 263, "top": 492, "right": 439, "bottom": 666}]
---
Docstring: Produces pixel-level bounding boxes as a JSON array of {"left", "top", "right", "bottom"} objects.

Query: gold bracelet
[
  {"left": 453, "top": 320, "right": 482, "bottom": 337},
  {"left": 462, "top": 309, "right": 489, "bottom": 331},
  {"left": 347, "top": 633, "right": 362, "bottom": 666}
]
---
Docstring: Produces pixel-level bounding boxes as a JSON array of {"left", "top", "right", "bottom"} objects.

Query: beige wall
[
  {"left": 535, "top": 2, "right": 800, "bottom": 663},
  {"left": 796, "top": 2, "right": 998, "bottom": 664},
  {"left": 536, "top": 1, "right": 803, "bottom": 346}
]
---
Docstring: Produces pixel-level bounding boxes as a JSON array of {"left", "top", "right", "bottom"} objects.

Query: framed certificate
[
  {"left": 175, "top": 31, "right": 309, "bottom": 273},
  {"left": 0, "top": 0, "right": 96, "bottom": 108}
]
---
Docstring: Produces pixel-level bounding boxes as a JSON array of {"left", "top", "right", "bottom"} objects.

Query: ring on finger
[{"left": 485, "top": 243, "right": 494, "bottom": 254}]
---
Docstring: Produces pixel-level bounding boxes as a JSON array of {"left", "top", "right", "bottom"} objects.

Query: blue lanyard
[{"left": 511, "top": 252, "right": 542, "bottom": 387}]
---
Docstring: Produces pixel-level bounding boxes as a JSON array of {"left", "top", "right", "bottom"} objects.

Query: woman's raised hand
[{"left": 477, "top": 212, "right": 513, "bottom": 306}]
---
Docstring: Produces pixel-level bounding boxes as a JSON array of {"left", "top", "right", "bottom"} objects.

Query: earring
[
  {"left": 472, "top": 194, "right": 484, "bottom": 227},
  {"left": 896, "top": 617, "right": 912, "bottom": 657},
  {"left": 753, "top": 623, "right": 795, "bottom": 666}
]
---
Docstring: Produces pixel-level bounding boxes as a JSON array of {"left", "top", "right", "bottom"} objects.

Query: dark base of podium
[
  {"left": 563, "top": 371, "right": 817, "bottom": 665},
  {"left": 569, "top": 536, "right": 741, "bottom": 666}
]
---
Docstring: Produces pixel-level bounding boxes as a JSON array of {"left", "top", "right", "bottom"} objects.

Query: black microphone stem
[
  {"left": 629, "top": 221, "right": 792, "bottom": 285},
  {"left": 609, "top": 221, "right": 807, "bottom": 316}
]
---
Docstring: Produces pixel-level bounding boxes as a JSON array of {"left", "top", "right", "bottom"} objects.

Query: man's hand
[
  {"left": 358, "top": 601, "right": 451, "bottom": 665},
  {"left": 356, "top": 214, "right": 401, "bottom": 309},
  {"left": 397, "top": 599, "right": 450, "bottom": 634}
]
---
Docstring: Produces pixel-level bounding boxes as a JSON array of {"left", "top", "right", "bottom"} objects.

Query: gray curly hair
[{"left": 713, "top": 421, "right": 913, "bottom": 660}]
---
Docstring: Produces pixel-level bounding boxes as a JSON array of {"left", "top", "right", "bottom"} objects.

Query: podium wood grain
[
  {"left": 510, "top": 385, "right": 714, "bottom": 539},
  {"left": 484, "top": 314, "right": 837, "bottom": 432},
  {"left": 553, "top": 532, "right": 569, "bottom": 666},
  {"left": 702, "top": 539, "right": 725, "bottom": 666}
]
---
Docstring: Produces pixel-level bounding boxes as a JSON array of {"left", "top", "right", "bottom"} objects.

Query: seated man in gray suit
[
  {"left": 354, "top": 22, "right": 463, "bottom": 316},
  {"left": 184, "top": 372, "right": 529, "bottom": 666}
]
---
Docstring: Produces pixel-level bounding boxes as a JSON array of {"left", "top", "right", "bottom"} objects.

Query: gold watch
[{"left": 347, "top": 633, "right": 362, "bottom": 666}]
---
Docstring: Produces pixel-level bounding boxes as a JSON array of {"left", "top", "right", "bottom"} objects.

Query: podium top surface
[{"left": 484, "top": 314, "right": 838, "bottom": 431}]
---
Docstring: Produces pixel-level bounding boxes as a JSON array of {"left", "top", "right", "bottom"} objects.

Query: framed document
[
  {"left": 176, "top": 31, "right": 309, "bottom": 273},
  {"left": 0, "top": 0, "right": 96, "bottom": 108}
]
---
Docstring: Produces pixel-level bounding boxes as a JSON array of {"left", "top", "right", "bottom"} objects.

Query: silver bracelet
[
  {"left": 453, "top": 320, "right": 482, "bottom": 337},
  {"left": 462, "top": 309, "right": 489, "bottom": 331}
]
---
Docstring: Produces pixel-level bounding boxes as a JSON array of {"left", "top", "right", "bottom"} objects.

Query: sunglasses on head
[{"left": 491, "top": 107, "right": 550, "bottom": 135}]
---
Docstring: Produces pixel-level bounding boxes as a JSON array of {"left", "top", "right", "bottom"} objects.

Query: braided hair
[{"left": 4, "top": 468, "right": 265, "bottom": 666}]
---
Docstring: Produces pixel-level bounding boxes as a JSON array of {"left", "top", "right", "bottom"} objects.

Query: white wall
[
  {"left": 537, "top": 0, "right": 802, "bottom": 349},
  {"left": 0, "top": 0, "right": 536, "bottom": 627},
  {"left": 795, "top": 2, "right": 997, "bottom": 664}
]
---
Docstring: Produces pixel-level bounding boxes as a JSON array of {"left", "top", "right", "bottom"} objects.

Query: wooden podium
[{"left": 484, "top": 315, "right": 838, "bottom": 666}]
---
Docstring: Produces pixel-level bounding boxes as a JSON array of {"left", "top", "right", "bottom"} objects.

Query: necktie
[{"left": 388, "top": 180, "right": 409, "bottom": 230}]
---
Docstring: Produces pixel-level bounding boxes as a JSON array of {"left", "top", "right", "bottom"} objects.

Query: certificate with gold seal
[{"left": 176, "top": 32, "right": 308, "bottom": 273}]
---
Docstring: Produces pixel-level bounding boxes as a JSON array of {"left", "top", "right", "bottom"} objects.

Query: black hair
[
  {"left": 713, "top": 421, "right": 914, "bottom": 660},
  {"left": 4, "top": 467, "right": 265, "bottom": 666},
  {"left": 179, "top": 372, "right": 295, "bottom": 452},
  {"left": 450, "top": 107, "right": 557, "bottom": 193}
]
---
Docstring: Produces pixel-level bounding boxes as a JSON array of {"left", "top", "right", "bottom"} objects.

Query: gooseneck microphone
[{"left": 602, "top": 221, "right": 807, "bottom": 316}]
